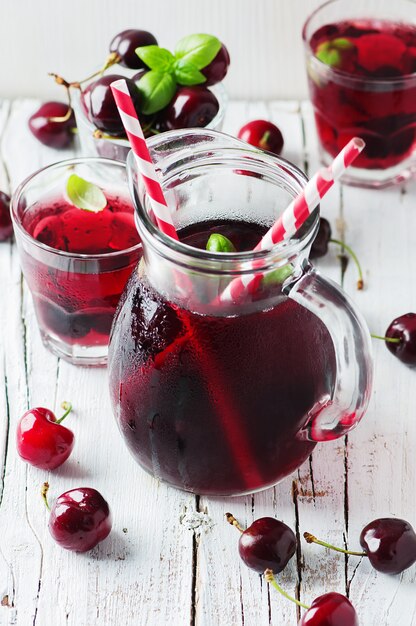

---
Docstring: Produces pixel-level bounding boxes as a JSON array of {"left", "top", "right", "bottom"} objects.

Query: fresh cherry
[
  {"left": 0, "top": 191, "right": 12, "bottom": 242},
  {"left": 264, "top": 570, "right": 359, "bottom": 625},
  {"left": 384, "top": 313, "right": 416, "bottom": 365},
  {"left": 360, "top": 518, "right": 416, "bottom": 575},
  {"left": 305, "top": 516, "right": 416, "bottom": 575},
  {"left": 201, "top": 43, "right": 230, "bottom": 86},
  {"left": 109, "top": 29, "right": 158, "bottom": 69},
  {"left": 16, "top": 402, "right": 74, "bottom": 470},
  {"left": 161, "top": 86, "right": 219, "bottom": 130},
  {"left": 299, "top": 592, "right": 359, "bottom": 626},
  {"left": 82, "top": 74, "right": 142, "bottom": 135},
  {"left": 310, "top": 217, "right": 332, "bottom": 259},
  {"left": 43, "top": 482, "right": 112, "bottom": 552},
  {"left": 238, "top": 120, "right": 284, "bottom": 156},
  {"left": 28, "top": 101, "right": 76, "bottom": 149},
  {"left": 226, "top": 513, "right": 296, "bottom": 573}
]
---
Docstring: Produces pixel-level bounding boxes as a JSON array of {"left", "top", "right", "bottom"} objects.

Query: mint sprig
[
  {"left": 134, "top": 33, "right": 222, "bottom": 113},
  {"left": 66, "top": 174, "right": 107, "bottom": 213}
]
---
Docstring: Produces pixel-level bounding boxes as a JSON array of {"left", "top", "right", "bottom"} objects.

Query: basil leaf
[
  {"left": 175, "top": 34, "right": 221, "bottom": 70},
  {"left": 206, "top": 233, "right": 236, "bottom": 253},
  {"left": 262, "top": 264, "right": 294, "bottom": 286},
  {"left": 136, "top": 71, "right": 177, "bottom": 115},
  {"left": 135, "top": 45, "right": 175, "bottom": 72},
  {"left": 66, "top": 174, "right": 107, "bottom": 213},
  {"left": 174, "top": 59, "right": 206, "bottom": 85}
]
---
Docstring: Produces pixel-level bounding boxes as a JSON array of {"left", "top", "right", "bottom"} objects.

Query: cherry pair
[
  {"left": 17, "top": 404, "right": 111, "bottom": 552},
  {"left": 226, "top": 513, "right": 357, "bottom": 625}
]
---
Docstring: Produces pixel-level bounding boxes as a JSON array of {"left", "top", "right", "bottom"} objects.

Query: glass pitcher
[{"left": 108, "top": 129, "right": 373, "bottom": 497}]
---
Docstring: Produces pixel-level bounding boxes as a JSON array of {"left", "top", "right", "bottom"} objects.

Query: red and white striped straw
[
  {"left": 220, "top": 137, "right": 365, "bottom": 303},
  {"left": 110, "top": 78, "right": 179, "bottom": 241}
]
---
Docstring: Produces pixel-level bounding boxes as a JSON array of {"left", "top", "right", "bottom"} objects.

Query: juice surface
[{"left": 109, "top": 219, "right": 337, "bottom": 495}]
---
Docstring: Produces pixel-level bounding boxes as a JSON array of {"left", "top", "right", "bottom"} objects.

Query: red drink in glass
[
  {"left": 109, "top": 220, "right": 336, "bottom": 495},
  {"left": 12, "top": 157, "right": 141, "bottom": 366},
  {"left": 108, "top": 128, "right": 372, "bottom": 496},
  {"left": 303, "top": 0, "right": 416, "bottom": 187}
]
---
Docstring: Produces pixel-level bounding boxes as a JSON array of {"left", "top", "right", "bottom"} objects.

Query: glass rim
[
  {"left": 72, "top": 82, "right": 228, "bottom": 146},
  {"left": 11, "top": 156, "right": 142, "bottom": 260},
  {"left": 302, "top": 0, "right": 416, "bottom": 86},
  {"left": 127, "top": 129, "right": 318, "bottom": 273}
]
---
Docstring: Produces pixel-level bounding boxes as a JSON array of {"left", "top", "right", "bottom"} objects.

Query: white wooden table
[{"left": 1, "top": 99, "right": 416, "bottom": 626}]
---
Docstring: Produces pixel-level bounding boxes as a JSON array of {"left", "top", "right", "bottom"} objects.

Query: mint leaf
[
  {"left": 174, "top": 59, "right": 206, "bottom": 85},
  {"left": 262, "top": 264, "right": 294, "bottom": 286},
  {"left": 136, "top": 45, "right": 175, "bottom": 72},
  {"left": 316, "top": 38, "right": 354, "bottom": 67},
  {"left": 175, "top": 34, "right": 221, "bottom": 70},
  {"left": 136, "top": 71, "right": 177, "bottom": 114},
  {"left": 332, "top": 37, "right": 354, "bottom": 50},
  {"left": 66, "top": 174, "right": 107, "bottom": 213},
  {"left": 206, "top": 233, "right": 236, "bottom": 253}
]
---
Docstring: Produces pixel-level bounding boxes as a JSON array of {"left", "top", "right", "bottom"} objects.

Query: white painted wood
[
  {"left": 0, "top": 0, "right": 325, "bottom": 101},
  {"left": 1, "top": 97, "right": 416, "bottom": 626}
]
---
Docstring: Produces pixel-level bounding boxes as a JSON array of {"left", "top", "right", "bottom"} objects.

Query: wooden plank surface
[{"left": 0, "top": 98, "right": 415, "bottom": 626}]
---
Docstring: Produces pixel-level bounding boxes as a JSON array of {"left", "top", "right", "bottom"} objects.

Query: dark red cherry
[
  {"left": 238, "top": 517, "right": 296, "bottom": 573},
  {"left": 0, "top": 191, "right": 12, "bottom": 242},
  {"left": 84, "top": 74, "right": 141, "bottom": 135},
  {"left": 48, "top": 486, "right": 112, "bottom": 552},
  {"left": 28, "top": 101, "right": 75, "bottom": 149},
  {"left": 238, "top": 120, "right": 284, "bottom": 156},
  {"left": 16, "top": 404, "right": 74, "bottom": 470},
  {"left": 360, "top": 518, "right": 416, "bottom": 574},
  {"left": 385, "top": 313, "right": 416, "bottom": 365},
  {"left": 201, "top": 44, "right": 230, "bottom": 86},
  {"left": 109, "top": 29, "right": 158, "bottom": 69},
  {"left": 299, "top": 592, "right": 359, "bottom": 626},
  {"left": 310, "top": 217, "right": 332, "bottom": 259},
  {"left": 162, "top": 86, "right": 219, "bottom": 130}
]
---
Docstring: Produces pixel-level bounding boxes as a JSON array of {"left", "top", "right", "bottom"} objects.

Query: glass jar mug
[{"left": 108, "top": 130, "right": 373, "bottom": 496}]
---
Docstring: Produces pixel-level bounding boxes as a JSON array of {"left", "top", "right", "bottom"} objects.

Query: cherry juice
[
  {"left": 22, "top": 195, "right": 140, "bottom": 347},
  {"left": 108, "top": 220, "right": 336, "bottom": 495},
  {"left": 308, "top": 19, "right": 416, "bottom": 170}
]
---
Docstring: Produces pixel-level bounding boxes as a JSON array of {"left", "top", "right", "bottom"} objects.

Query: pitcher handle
[{"left": 286, "top": 264, "right": 373, "bottom": 442}]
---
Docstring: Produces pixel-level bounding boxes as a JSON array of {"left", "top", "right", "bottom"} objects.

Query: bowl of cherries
[{"left": 64, "top": 29, "right": 229, "bottom": 161}]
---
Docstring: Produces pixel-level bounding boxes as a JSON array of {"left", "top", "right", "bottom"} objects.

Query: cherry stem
[
  {"left": 93, "top": 129, "right": 121, "bottom": 141},
  {"left": 56, "top": 401, "right": 72, "bottom": 424},
  {"left": 225, "top": 512, "right": 245, "bottom": 533},
  {"left": 41, "top": 482, "right": 51, "bottom": 511},
  {"left": 371, "top": 333, "right": 401, "bottom": 344},
  {"left": 304, "top": 532, "right": 367, "bottom": 557},
  {"left": 264, "top": 569, "right": 310, "bottom": 610},
  {"left": 329, "top": 238, "right": 364, "bottom": 290},
  {"left": 259, "top": 130, "right": 271, "bottom": 150},
  {"left": 49, "top": 52, "right": 120, "bottom": 94}
]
